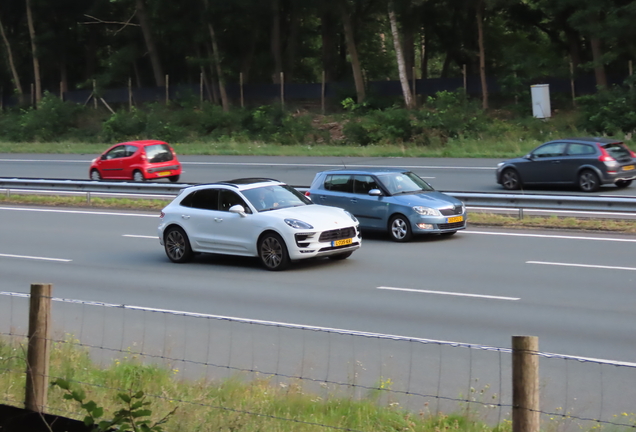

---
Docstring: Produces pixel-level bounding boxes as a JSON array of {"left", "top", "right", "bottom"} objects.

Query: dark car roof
[
  {"left": 550, "top": 137, "right": 622, "bottom": 145},
  {"left": 318, "top": 168, "right": 407, "bottom": 176}
]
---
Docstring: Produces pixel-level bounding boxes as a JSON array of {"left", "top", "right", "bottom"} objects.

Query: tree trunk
[
  {"left": 240, "top": 29, "right": 259, "bottom": 83},
  {"left": 321, "top": 9, "right": 337, "bottom": 82},
  {"left": 270, "top": 0, "right": 283, "bottom": 83},
  {"left": 207, "top": 22, "right": 229, "bottom": 111},
  {"left": 388, "top": 1, "right": 414, "bottom": 109},
  {"left": 420, "top": 27, "right": 428, "bottom": 79},
  {"left": 136, "top": 0, "right": 165, "bottom": 87},
  {"left": 340, "top": 2, "right": 365, "bottom": 103},
  {"left": 285, "top": 2, "right": 299, "bottom": 82},
  {"left": 589, "top": 37, "right": 607, "bottom": 89},
  {"left": 0, "top": 14, "right": 23, "bottom": 95},
  {"left": 25, "top": 0, "right": 41, "bottom": 105},
  {"left": 476, "top": 0, "right": 489, "bottom": 109}
]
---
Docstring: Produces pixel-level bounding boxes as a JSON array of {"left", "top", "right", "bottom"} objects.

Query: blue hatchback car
[{"left": 307, "top": 169, "right": 466, "bottom": 242}]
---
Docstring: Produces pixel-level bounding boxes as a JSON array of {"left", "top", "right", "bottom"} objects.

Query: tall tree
[
  {"left": 340, "top": 1, "right": 365, "bottom": 103},
  {"left": 135, "top": 0, "right": 164, "bottom": 87},
  {"left": 25, "top": 0, "right": 41, "bottom": 105},
  {"left": 388, "top": 0, "right": 414, "bottom": 108},
  {"left": 476, "top": 0, "right": 488, "bottom": 109},
  {"left": 0, "top": 13, "right": 23, "bottom": 96}
]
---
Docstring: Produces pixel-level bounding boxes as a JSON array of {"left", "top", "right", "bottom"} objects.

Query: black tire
[
  {"left": 616, "top": 179, "right": 632, "bottom": 188},
  {"left": 389, "top": 215, "right": 412, "bottom": 242},
  {"left": 258, "top": 233, "right": 290, "bottom": 271},
  {"left": 133, "top": 170, "right": 146, "bottom": 182},
  {"left": 578, "top": 169, "right": 600, "bottom": 192},
  {"left": 501, "top": 168, "right": 521, "bottom": 190},
  {"left": 164, "top": 226, "right": 193, "bottom": 263},
  {"left": 328, "top": 251, "right": 353, "bottom": 260},
  {"left": 169, "top": 175, "right": 180, "bottom": 183},
  {"left": 90, "top": 169, "right": 102, "bottom": 181}
]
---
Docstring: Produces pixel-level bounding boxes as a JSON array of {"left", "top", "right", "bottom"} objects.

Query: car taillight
[
  {"left": 160, "top": 211, "right": 165, "bottom": 219},
  {"left": 598, "top": 145, "right": 616, "bottom": 163}
]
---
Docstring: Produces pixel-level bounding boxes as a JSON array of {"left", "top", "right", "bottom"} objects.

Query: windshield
[
  {"left": 377, "top": 172, "right": 434, "bottom": 195},
  {"left": 242, "top": 184, "right": 312, "bottom": 212}
]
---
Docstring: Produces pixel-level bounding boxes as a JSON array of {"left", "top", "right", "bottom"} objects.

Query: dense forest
[
  {"left": 1, "top": 0, "right": 635, "bottom": 103},
  {"left": 0, "top": 0, "right": 635, "bottom": 145}
]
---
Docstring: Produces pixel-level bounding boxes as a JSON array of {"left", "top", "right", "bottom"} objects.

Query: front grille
[
  {"left": 438, "top": 221, "right": 466, "bottom": 230},
  {"left": 440, "top": 206, "right": 463, "bottom": 216},
  {"left": 319, "top": 227, "right": 356, "bottom": 242}
]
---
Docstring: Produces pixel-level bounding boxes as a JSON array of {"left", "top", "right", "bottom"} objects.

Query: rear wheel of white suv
[{"left": 164, "top": 226, "right": 193, "bottom": 263}]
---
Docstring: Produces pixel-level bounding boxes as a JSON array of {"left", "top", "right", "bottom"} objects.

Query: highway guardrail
[{"left": 1, "top": 178, "right": 636, "bottom": 213}]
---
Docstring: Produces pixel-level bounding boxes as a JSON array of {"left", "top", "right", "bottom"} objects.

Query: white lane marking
[
  {"left": 378, "top": 286, "right": 519, "bottom": 301},
  {"left": 466, "top": 230, "right": 636, "bottom": 242},
  {"left": 469, "top": 207, "right": 636, "bottom": 217},
  {"left": 0, "top": 253, "right": 71, "bottom": 262},
  {"left": 527, "top": 261, "right": 636, "bottom": 271},
  {"left": 123, "top": 234, "right": 158, "bottom": 239},
  {"left": 0, "top": 206, "right": 157, "bottom": 217}
]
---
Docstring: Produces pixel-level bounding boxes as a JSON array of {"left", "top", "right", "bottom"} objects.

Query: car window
[
  {"left": 125, "top": 145, "right": 139, "bottom": 157},
  {"left": 242, "top": 184, "right": 310, "bottom": 212},
  {"left": 219, "top": 189, "right": 248, "bottom": 212},
  {"left": 145, "top": 144, "right": 174, "bottom": 163},
  {"left": 566, "top": 143, "right": 595, "bottom": 156},
  {"left": 104, "top": 145, "right": 127, "bottom": 159},
  {"left": 182, "top": 189, "right": 219, "bottom": 210},
  {"left": 532, "top": 143, "right": 566, "bottom": 158},
  {"left": 353, "top": 175, "right": 379, "bottom": 195},
  {"left": 604, "top": 143, "right": 632, "bottom": 160},
  {"left": 325, "top": 174, "right": 353, "bottom": 192}
]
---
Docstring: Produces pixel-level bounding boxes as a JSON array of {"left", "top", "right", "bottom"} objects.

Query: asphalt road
[{"left": 2, "top": 153, "right": 636, "bottom": 196}]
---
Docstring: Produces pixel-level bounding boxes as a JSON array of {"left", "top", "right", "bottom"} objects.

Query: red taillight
[
  {"left": 304, "top": 191, "right": 311, "bottom": 197},
  {"left": 598, "top": 145, "right": 615, "bottom": 162},
  {"left": 159, "top": 211, "right": 165, "bottom": 219}
]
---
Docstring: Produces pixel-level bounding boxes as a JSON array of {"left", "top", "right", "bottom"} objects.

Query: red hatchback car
[{"left": 89, "top": 140, "right": 182, "bottom": 182}]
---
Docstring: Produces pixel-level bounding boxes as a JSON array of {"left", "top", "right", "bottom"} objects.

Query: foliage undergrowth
[
  {"left": 0, "top": 336, "right": 506, "bottom": 432},
  {"left": 1, "top": 88, "right": 634, "bottom": 158}
]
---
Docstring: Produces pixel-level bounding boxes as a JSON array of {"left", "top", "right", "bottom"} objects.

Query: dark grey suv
[{"left": 496, "top": 137, "right": 636, "bottom": 192}]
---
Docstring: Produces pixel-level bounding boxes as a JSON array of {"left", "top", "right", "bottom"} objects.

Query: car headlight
[
  {"left": 413, "top": 206, "right": 441, "bottom": 216},
  {"left": 284, "top": 218, "right": 314, "bottom": 229},
  {"left": 344, "top": 210, "right": 358, "bottom": 223}
]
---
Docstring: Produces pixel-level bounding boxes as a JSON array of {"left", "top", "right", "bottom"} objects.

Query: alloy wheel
[{"left": 166, "top": 230, "right": 186, "bottom": 261}]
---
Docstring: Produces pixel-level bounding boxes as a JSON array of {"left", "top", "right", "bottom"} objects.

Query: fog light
[{"left": 417, "top": 223, "right": 434, "bottom": 229}]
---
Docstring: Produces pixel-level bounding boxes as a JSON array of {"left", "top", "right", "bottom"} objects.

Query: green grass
[
  {"left": 1, "top": 336, "right": 507, "bottom": 432},
  {"left": 0, "top": 136, "right": 549, "bottom": 158}
]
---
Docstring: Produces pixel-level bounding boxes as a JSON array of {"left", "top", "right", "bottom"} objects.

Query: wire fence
[{"left": 1, "top": 288, "right": 636, "bottom": 431}]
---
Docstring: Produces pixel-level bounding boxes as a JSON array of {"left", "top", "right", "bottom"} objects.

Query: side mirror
[
  {"left": 368, "top": 189, "right": 383, "bottom": 196},
  {"left": 229, "top": 204, "right": 246, "bottom": 217},
  {"left": 524, "top": 154, "right": 533, "bottom": 160},
  {"left": 101, "top": 154, "right": 107, "bottom": 160}
]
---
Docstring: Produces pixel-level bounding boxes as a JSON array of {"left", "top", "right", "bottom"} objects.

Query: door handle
[
  {"left": 551, "top": 161, "right": 561, "bottom": 164},
  {"left": 214, "top": 218, "right": 223, "bottom": 222},
  {"left": 319, "top": 196, "right": 326, "bottom": 199},
  {"left": 181, "top": 215, "right": 190, "bottom": 220},
  {"left": 350, "top": 199, "right": 357, "bottom": 203}
]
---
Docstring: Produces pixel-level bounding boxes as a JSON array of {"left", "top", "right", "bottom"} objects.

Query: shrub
[
  {"left": 576, "top": 79, "right": 636, "bottom": 134},
  {"left": 19, "top": 93, "right": 83, "bottom": 141}
]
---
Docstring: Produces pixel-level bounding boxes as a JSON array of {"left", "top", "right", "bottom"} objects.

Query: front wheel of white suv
[{"left": 258, "top": 233, "right": 290, "bottom": 271}]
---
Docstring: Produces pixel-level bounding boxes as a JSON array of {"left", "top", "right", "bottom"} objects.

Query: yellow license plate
[
  {"left": 333, "top": 238, "right": 353, "bottom": 247},
  {"left": 157, "top": 171, "right": 171, "bottom": 176},
  {"left": 623, "top": 165, "right": 635, "bottom": 171},
  {"left": 447, "top": 216, "right": 464, "bottom": 223}
]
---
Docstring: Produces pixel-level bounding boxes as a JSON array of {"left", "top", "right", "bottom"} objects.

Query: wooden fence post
[
  {"left": 165, "top": 74, "right": 169, "bottom": 105},
  {"left": 128, "top": 78, "right": 133, "bottom": 111},
  {"left": 25, "top": 283, "right": 52, "bottom": 413},
  {"left": 200, "top": 72, "right": 204, "bottom": 106},
  {"left": 512, "top": 336, "right": 540, "bottom": 432},
  {"left": 240, "top": 72, "right": 245, "bottom": 108},
  {"left": 570, "top": 62, "right": 576, "bottom": 107},
  {"left": 280, "top": 72, "right": 285, "bottom": 110},
  {"left": 463, "top": 64, "right": 467, "bottom": 94},
  {"left": 92, "top": 80, "right": 97, "bottom": 109}
]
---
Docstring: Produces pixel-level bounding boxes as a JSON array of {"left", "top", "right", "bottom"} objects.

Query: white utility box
[{"left": 531, "top": 84, "right": 551, "bottom": 119}]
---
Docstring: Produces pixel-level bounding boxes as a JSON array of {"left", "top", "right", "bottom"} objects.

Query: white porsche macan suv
[{"left": 158, "top": 178, "right": 361, "bottom": 270}]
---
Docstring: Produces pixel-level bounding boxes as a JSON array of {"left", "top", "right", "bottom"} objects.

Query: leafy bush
[
  {"left": 576, "top": 79, "right": 636, "bottom": 134},
  {"left": 18, "top": 93, "right": 83, "bottom": 141},
  {"left": 102, "top": 107, "right": 148, "bottom": 142}
]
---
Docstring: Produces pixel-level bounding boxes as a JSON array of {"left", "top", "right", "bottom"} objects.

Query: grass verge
[
  {"left": 1, "top": 336, "right": 506, "bottom": 432},
  {"left": 2, "top": 194, "right": 635, "bottom": 234}
]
